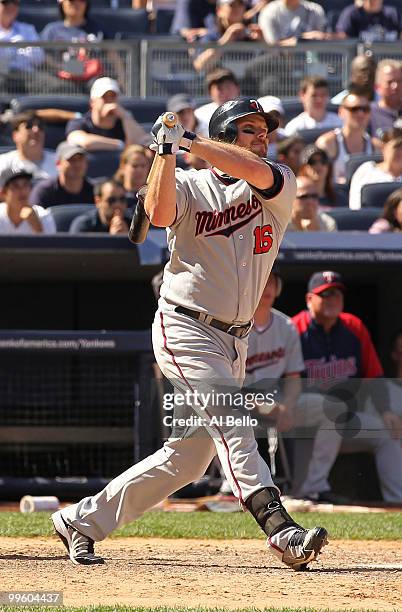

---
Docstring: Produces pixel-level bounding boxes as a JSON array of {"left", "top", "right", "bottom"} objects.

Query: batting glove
[{"left": 151, "top": 115, "right": 196, "bottom": 155}]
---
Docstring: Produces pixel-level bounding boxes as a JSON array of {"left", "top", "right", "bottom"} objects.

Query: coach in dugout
[{"left": 291, "top": 270, "right": 402, "bottom": 504}]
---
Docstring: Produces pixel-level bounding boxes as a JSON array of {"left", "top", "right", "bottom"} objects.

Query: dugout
[{"left": 0, "top": 232, "right": 401, "bottom": 499}]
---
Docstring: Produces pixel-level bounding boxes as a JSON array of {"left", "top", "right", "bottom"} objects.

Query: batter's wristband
[
  {"left": 179, "top": 130, "right": 196, "bottom": 152},
  {"left": 158, "top": 142, "right": 177, "bottom": 156}
]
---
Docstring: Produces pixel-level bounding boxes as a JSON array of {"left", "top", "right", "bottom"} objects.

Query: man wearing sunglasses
[
  {"left": 287, "top": 176, "right": 337, "bottom": 232},
  {"left": 0, "top": 0, "right": 45, "bottom": 94},
  {"left": 0, "top": 112, "right": 57, "bottom": 182},
  {"left": 291, "top": 270, "right": 402, "bottom": 504},
  {"left": 69, "top": 177, "right": 129, "bottom": 234},
  {"left": 316, "top": 92, "right": 378, "bottom": 185}
]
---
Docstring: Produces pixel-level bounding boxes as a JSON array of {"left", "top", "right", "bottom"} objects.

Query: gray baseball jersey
[
  {"left": 245, "top": 308, "right": 305, "bottom": 385},
  {"left": 160, "top": 162, "right": 296, "bottom": 324}
]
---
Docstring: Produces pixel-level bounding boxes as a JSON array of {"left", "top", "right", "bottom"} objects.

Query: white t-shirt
[
  {"left": 258, "top": 0, "right": 327, "bottom": 45},
  {"left": 0, "top": 203, "right": 56, "bottom": 234},
  {"left": 284, "top": 111, "right": 342, "bottom": 136},
  {"left": 194, "top": 102, "right": 218, "bottom": 138},
  {"left": 0, "top": 150, "right": 57, "bottom": 182},
  {"left": 349, "top": 161, "right": 402, "bottom": 210},
  {"left": 245, "top": 308, "right": 305, "bottom": 385}
]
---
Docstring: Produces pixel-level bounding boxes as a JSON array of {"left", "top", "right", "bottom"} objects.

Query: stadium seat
[
  {"left": 327, "top": 10, "right": 341, "bottom": 33},
  {"left": 328, "top": 207, "right": 381, "bottom": 231},
  {"left": 99, "top": 9, "right": 150, "bottom": 39},
  {"left": 18, "top": 7, "right": 58, "bottom": 32},
  {"left": 294, "top": 127, "right": 333, "bottom": 145},
  {"left": 10, "top": 95, "right": 89, "bottom": 115},
  {"left": 360, "top": 182, "right": 402, "bottom": 209},
  {"left": 120, "top": 97, "right": 167, "bottom": 123},
  {"left": 154, "top": 8, "right": 175, "bottom": 34},
  {"left": 320, "top": 0, "right": 352, "bottom": 10},
  {"left": 86, "top": 150, "right": 121, "bottom": 180},
  {"left": 48, "top": 204, "right": 95, "bottom": 232},
  {"left": 345, "top": 153, "right": 383, "bottom": 184}
]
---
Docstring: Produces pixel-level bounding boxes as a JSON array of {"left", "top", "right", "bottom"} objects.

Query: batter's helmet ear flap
[{"left": 222, "top": 121, "right": 238, "bottom": 143}]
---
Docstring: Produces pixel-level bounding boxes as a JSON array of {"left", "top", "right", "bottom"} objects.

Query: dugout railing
[{"left": 1, "top": 40, "right": 402, "bottom": 100}]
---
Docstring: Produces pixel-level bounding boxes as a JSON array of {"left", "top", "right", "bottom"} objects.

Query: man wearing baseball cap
[
  {"left": 194, "top": 68, "right": 241, "bottom": 137},
  {"left": 30, "top": 141, "right": 94, "bottom": 208},
  {"left": 0, "top": 168, "right": 56, "bottom": 234},
  {"left": 291, "top": 270, "right": 402, "bottom": 504},
  {"left": 65, "top": 77, "right": 149, "bottom": 151}
]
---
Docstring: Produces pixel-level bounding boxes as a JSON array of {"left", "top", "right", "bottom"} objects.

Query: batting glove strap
[
  {"left": 149, "top": 142, "right": 178, "bottom": 155},
  {"left": 159, "top": 142, "right": 179, "bottom": 155},
  {"left": 179, "top": 130, "right": 196, "bottom": 152}
]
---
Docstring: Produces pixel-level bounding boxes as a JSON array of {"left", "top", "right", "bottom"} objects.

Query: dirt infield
[{"left": 0, "top": 537, "right": 401, "bottom": 610}]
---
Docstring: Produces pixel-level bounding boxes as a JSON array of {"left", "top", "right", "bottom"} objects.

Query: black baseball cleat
[
  {"left": 51, "top": 510, "right": 104, "bottom": 565},
  {"left": 282, "top": 526, "right": 328, "bottom": 571}
]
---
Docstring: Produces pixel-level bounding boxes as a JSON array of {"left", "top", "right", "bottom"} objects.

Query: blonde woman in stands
[{"left": 114, "top": 144, "right": 150, "bottom": 209}]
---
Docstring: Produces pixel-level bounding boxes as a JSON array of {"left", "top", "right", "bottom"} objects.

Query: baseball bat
[{"left": 129, "top": 112, "right": 178, "bottom": 245}]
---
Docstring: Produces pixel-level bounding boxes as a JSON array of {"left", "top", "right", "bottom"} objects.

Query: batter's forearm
[
  {"left": 191, "top": 137, "right": 274, "bottom": 189},
  {"left": 144, "top": 155, "right": 177, "bottom": 227}
]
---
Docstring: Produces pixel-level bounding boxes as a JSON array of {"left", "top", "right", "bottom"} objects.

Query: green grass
[
  {"left": 0, "top": 510, "right": 401, "bottom": 540},
  {"left": 0, "top": 608, "right": 386, "bottom": 612}
]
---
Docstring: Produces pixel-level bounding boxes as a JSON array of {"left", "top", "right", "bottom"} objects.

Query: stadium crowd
[{"left": 0, "top": 1, "right": 402, "bottom": 233}]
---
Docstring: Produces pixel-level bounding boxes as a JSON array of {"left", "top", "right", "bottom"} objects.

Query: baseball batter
[{"left": 52, "top": 97, "right": 328, "bottom": 570}]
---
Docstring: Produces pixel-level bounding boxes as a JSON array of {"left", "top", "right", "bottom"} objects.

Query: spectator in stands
[
  {"left": 331, "top": 54, "right": 377, "bottom": 104},
  {"left": 30, "top": 142, "right": 94, "bottom": 209},
  {"left": 298, "top": 145, "right": 344, "bottom": 208},
  {"left": 182, "top": 151, "right": 210, "bottom": 170},
  {"left": 41, "top": 0, "right": 122, "bottom": 94},
  {"left": 284, "top": 77, "right": 342, "bottom": 136},
  {"left": 0, "top": 168, "right": 56, "bottom": 234},
  {"left": 114, "top": 144, "right": 150, "bottom": 209},
  {"left": 0, "top": 0, "right": 45, "bottom": 94},
  {"left": 0, "top": 112, "right": 57, "bottom": 182},
  {"left": 369, "top": 186, "right": 402, "bottom": 233},
  {"left": 276, "top": 135, "right": 305, "bottom": 175},
  {"left": 287, "top": 175, "right": 337, "bottom": 232},
  {"left": 167, "top": 93, "right": 199, "bottom": 134},
  {"left": 370, "top": 59, "right": 402, "bottom": 138},
  {"left": 292, "top": 270, "right": 402, "bottom": 503},
  {"left": 258, "top": 0, "right": 338, "bottom": 46},
  {"left": 316, "top": 92, "right": 378, "bottom": 185},
  {"left": 41, "top": 0, "right": 109, "bottom": 42},
  {"left": 69, "top": 178, "right": 129, "bottom": 234},
  {"left": 66, "top": 77, "right": 149, "bottom": 152},
  {"left": 336, "top": 0, "right": 400, "bottom": 42},
  {"left": 165, "top": 94, "right": 211, "bottom": 168},
  {"left": 194, "top": 68, "right": 240, "bottom": 136},
  {"left": 171, "top": 0, "right": 216, "bottom": 39},
  {"left": 192, "top": 0, "right": 262, "bottom": 73},
  {"left": 349, "top": 128, "right": 402, "bottom": 209},
  {"left": 258, "top": 95, "right": 286, "bottom": 158}
]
